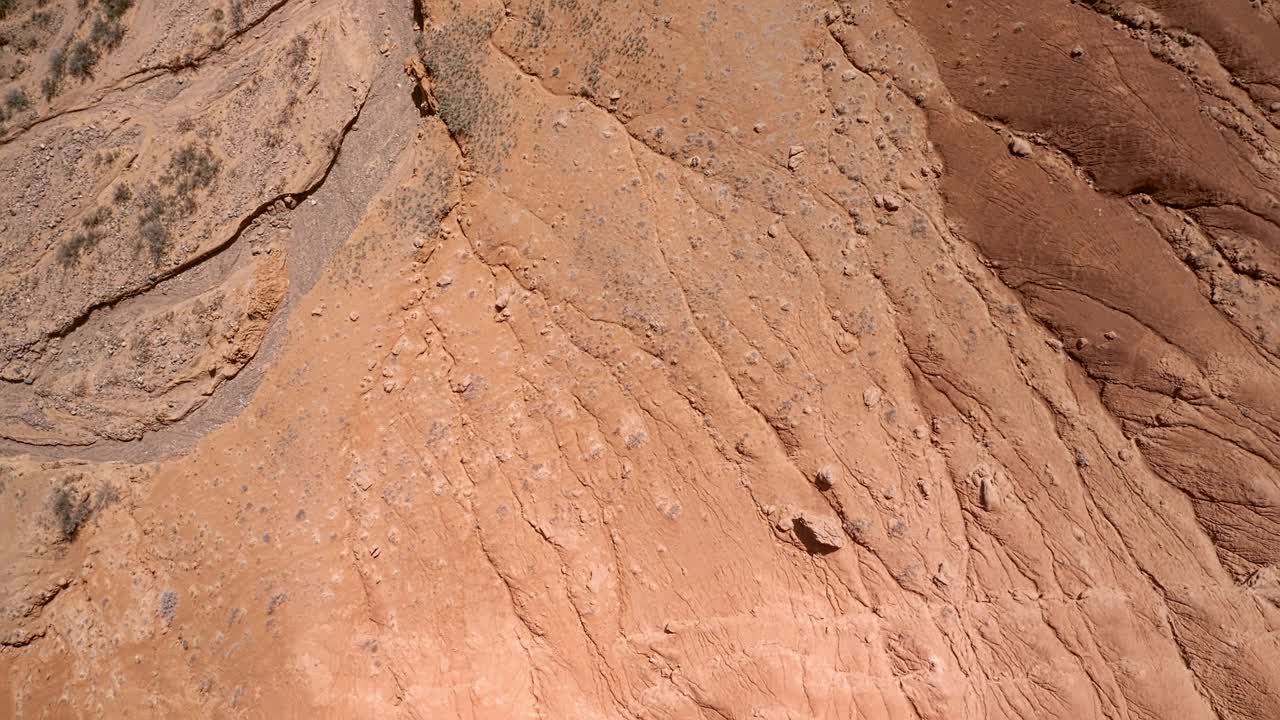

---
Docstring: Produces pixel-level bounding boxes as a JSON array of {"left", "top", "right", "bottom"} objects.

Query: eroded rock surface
[{"left": 3, "top": 0, "right": 1280, "bottom": 717}]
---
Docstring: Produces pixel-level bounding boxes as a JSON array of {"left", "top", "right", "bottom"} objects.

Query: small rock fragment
[
  {"left": 1103, "top": 330, "right": 1118, "bottom": 340},
  {"left": 791, "top": 512, "right": 845, "bottom": 553},
  {"left": 787, "top": 145, "right": 806, "bottom": 169},
  {"left": 1009, "top": 137, "right": 1033, "bottom": 157},
  {"left": 881, "top": 194, "right": 901, "bottom": 211},
  {"left": 863, "top": 385, "right": 882, "bottom": 407},
  {"left": 1070, "top": 46, "right": 1085, "bottom": 58},
  {"left": 1076, "top": 337, "right": 1090, "bottom": 350},
  {"left": 348, "top": 311, "right": 360, "bottom": 322},
  {"left": 979, "top": 476, "right": 998, "bottom": 511},
  {"left": 814, "top": 465, "right": 836, "bottom": 491}
]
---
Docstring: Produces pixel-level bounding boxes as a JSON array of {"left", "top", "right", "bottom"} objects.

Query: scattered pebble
[
  {"left": 1075, "top": 337, "right": 1090, "bottom": 350},
  {"left": 1070, "top": 46, "right": 1085, "bottom": 58},
  {"left": 1103, "top": 330, "right": 1118, "bottom": 340},
  {"left": 348, "top": 311, "right": 360, "bottom": 322}
]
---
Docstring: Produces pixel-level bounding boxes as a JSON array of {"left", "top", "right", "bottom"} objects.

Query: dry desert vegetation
[{"left": 3, "top": 0, "right": 1280, "bottom": 717}]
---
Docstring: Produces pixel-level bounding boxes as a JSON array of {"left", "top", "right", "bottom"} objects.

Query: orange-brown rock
[{"left": 3, "top": 0, "right": 1279, "bottom": 717}]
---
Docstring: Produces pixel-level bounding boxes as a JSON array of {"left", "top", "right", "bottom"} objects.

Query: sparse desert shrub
[
  {"left": 166, "top": 143, "right": 220, "bottom": 200},
  {"left": 82, "top": 205, "right": 112, "bottom": 228},
  {"left": 419, "top": 14, "right": 514, "bottom": 165},
  {"left": 158, "top": 590, "right": 178, "bottom": 622},
  {"left": 5, "top": 87, "right": 30, "bottom": 112},
  {"left": 286, "top": 35, "right": 310, "bottom": 69},
  {"left": 112, "top": 182, "right": 131, "bottom": 205},
  {"left": 100, "top": 0, "right": 133, "bottom": 21},
  {"left": 136, "top": 182, "right": 169, "bottom": 257},
  {"left": 48, "top": 46, "right": 66, "bottom": 78},
  {"left": 43, "top": 46, "right": 66, "bottom": 98},
  {"left": 51, "top": 485, "right": 92, "bottom": 541},
  {"left": 0, "top": 0, "right": 15, "bottom": 19},
  {"left": 90, "top": 16, "right": 125, "bottom": 49},
  {"left": 58, "top": 229, "right": 103, "bottom": 265},
  {"left": 95, "top": 484, "right": 119, "bottom": 509},
  {"left": 66, "top": 39, "right": 99, "bottom": 79},
  {"left": 132, "top": 144, "right": 221, "bottom": 260},
  {"left": 139, "top": 217, "right": 168, "bottom": 257}
]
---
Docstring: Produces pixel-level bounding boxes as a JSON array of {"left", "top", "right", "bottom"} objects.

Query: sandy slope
[{"left": 3, "top": 0, "right": 1280, "bottom": 717}]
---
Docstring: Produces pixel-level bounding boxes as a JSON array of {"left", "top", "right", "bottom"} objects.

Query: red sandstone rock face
[{"left": 3, "top": 0, "right": 1280, "bottom": 717}]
